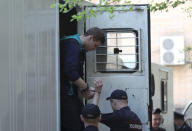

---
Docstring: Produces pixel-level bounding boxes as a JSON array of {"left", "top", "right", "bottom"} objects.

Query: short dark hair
[
  {"left": 152, "top": 108, "right": 162, "bottom": 114},
  {"left": 84, "top": 27, "right": 105, "bottom": 44}
]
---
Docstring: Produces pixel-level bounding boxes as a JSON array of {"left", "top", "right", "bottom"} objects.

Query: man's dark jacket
[{"left": 60, "top": 36, "right": 85, "bottom": 131}]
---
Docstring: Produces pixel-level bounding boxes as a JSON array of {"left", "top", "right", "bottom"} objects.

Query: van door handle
[{"left": 114, "top": 48, "right": 122, "bottom": 54}]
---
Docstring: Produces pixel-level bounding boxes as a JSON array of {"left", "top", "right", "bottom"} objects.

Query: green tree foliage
[
  {"left": 150, "top": 0, "right": 185, "bottom": 12},
  {"left": 51, "top": 0, "right": 192, "bottom": 21},
  {"left": 150, "top": 0, "right": 192, "bottom": 17},
  {"left": 184, "top": 46, "right": 192, "bottom": 65},
  {"left": 51, "top": 0, "right": 134, "bottom": 21}
]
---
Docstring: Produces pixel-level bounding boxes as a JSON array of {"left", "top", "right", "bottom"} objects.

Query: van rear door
[{"left": 84, "top": 5, "right": 151, "bottom": 131}]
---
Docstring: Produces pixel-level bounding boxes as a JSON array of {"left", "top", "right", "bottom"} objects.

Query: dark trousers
[{"left": 61, "top": 95, "right": 84, "bottom": 131}]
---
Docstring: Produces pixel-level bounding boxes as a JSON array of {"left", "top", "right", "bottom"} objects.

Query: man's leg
[{"left": 61, "top": 95, "right": 84, "bottom": 131}]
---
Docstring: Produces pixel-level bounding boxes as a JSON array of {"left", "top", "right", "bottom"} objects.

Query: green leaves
[
  {"left": 71, "top": 10, "right": 85, "bottom": 21},
  {"left": 172, "top": 0, "right": 185, "bottom": 8},
  {"left": 53, "top": 0, "right": 191, "bottom": 21},
  {"left": 184, "top": 46, "right": 192, "bottom": 52},
  {"left": 150, "top": 2, "right": 169, "bottom": 12},
  {"left": 54, "top": 0, "right": 135, "bottom": 22},
  {"left": 185, "top": 6, "right": 192, "bottom": 17},
  {"left": 150, "top": 0, "right": 188, "bottom": 12},
  {"left": 184, "top": 46, "right": 192, "bottom": 66}
]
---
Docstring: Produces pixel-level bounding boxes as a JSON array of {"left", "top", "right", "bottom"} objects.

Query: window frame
[
  {"left": 160, "top": 78, "right": 168, "bottom": 113},
  {"left": 95, "top": 28, "right": 140, "bottom": 73}
]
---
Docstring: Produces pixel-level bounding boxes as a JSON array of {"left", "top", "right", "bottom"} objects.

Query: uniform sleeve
[
  {"left": 61, "top": 39, "right": 80, "bottom": 81},
  {"left": 101, "top": 111, "right": 142, "bottom": 131},
  {"left": 184, "top": 125, "right": 192, "bottom": 131},
  {"left": 100, "top": 113, "right": 119, "bottom": 128}
]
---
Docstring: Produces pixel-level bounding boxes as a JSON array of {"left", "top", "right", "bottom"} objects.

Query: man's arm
[
  {"left": 62, "top": 40, "right": 93, "bottom": 99},
  {"left": 92, "top": 79, "right": 103, "bottom": 105},
  {"left": 100, "top": 113, "right": 119, "bottom": 128},
  {"left": 73, "top": 77, "right": 87, "bottom": 89},
  {"left": 73, "top": 78, "right": 94, "bottom": 99}
]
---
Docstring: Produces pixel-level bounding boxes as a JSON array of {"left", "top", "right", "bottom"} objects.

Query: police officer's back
[
  {"left": 174, "top": 111, "right": 192, "bottom": 131},
  {"left": 100, "top": 89, "right": 142, "bottom": 131}
]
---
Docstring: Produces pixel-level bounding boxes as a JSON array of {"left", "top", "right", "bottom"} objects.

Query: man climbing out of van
[
  {"left": 60, "top": 27, "right": 105, "bottom": 131},
  {"left": 152, "top": 108, "right": 166, "bottom": 131},
  {"left": 92, "top": 87, "right": 142, "bottom": 131},
  {"left": 174, "top": 111, "right": 192, "bottom": 131}
]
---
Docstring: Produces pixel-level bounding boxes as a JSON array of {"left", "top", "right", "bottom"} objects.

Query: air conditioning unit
[{"left": 160, "top": 36, "right": 185, "bottom": 65}]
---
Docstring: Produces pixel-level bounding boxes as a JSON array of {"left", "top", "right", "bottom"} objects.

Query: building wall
[{"left": 151, "top": 8, "right": 192, "bottom": 109}]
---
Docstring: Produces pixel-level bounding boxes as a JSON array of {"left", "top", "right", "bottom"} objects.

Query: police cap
[
  {"left": 82, "top": 104, "right": 101, "bottom": 119},
  {"left": 106, "top": 89, "right": 128, "bottom": 100}
]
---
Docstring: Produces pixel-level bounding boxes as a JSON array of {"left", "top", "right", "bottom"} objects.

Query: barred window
[{"left": 96, "top": 30, "right": 139, "bottom": 72}]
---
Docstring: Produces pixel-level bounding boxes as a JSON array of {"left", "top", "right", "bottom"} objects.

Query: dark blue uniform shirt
[
  {"left": 176, "top": 122, "right": 192, "bottom": 131},
  {"left": 84, "top": 126, "right": 99, "bottom": 131},
  {"left": 101, "top": 106, "right": 142, "bottom": 131}
]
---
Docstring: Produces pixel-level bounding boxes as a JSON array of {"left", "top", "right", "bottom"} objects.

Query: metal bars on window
[{"left": 95, "top": 30, "right": 140, "bottom": 72}]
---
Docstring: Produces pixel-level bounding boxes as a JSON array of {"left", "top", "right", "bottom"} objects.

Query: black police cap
[
  {"left": 174, "top": 111, "right": 184, "bottom": 120},
  {"left": 82, "top": 104, "right": 101, "bottom": 119},
  {"left": 106, "top": 89, "right": 128, "bottom": 100}
]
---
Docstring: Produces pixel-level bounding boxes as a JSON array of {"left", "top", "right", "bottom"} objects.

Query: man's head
[
  {"left": 80, "top": 104, "right": 101, "bottom": 125},
  {"left": 81, "top": 27, "right": 105, "bottom": 51},
  {"left": 106, "top": 89, "right": 128, "bottom": 110},
  {"left": 174, "top": 111, "right": 185, "bottom": 128},
  {"left": 152, "top": 108, "right": 163, "bottom": 130}
]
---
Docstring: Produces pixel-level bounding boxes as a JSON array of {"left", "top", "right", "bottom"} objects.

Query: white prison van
[
  {"left": 0, "top": 0, "right": 153, "bottom": 130},
  {"left": 151, "top": 63, "right": 174, "bottom": 131},
  {"left": 151, "top": 64, "right": 192, "bottom": 131}
]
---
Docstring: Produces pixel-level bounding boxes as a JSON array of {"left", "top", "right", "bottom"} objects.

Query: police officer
[
  {"left": 81, "top": 104, "right": 101, "bottom": 131},
  {"left": 152, "top": 108, "right": 166, "bottom": 131},
  {"left": 174, "top": 111, "right": 192, "bottom": 131},
  {"left": 60, "top": 27, "right": 105, "bottom": 131},
  {"left": 95, "top": 89, "right": 142, "bottom": 131}
]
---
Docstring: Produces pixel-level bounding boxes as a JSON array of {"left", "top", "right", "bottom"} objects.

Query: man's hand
[
  {"left": 94, "top": 79, "right": 103, "bottom": 94},
  {"left": 81, "top": 78, "right": 103, "bottom": 100},
  {"left": 92, "top": 79, "right": 103, "bottom": 105},
  {"left": 81, "top": 88, "right": 95, "bottom": 100}
]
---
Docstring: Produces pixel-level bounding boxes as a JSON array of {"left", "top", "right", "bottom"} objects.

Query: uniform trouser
[{"left": 61, "top": 95, "right": 84, "bottom": 131}]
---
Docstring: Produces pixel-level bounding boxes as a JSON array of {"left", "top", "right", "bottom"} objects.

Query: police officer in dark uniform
[
  {"left": 152, "top": 108, "right": 166, "bottom": 131},
  {"left": 174, "top": 111, "right": 192, "bottom": 131},
  {"left": 60, "top": 27, "right": 105, "bottom": 131},
  {"left": 81, "top": 104, "right": 101, "bottom": 131},
  {"left": 100, "top": 89, "right": 142, "bottom": 131}
]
